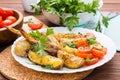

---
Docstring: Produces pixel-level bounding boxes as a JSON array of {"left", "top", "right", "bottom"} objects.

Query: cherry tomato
[
  {"left": 91, "top": 48, "right": 105, "bottom": 59},
  {"left": 76, "top": 38, "right": 88, "bottom": 48},
  {"left": 0, "top": 8, "right": 14, "bottom": 19},
  {"left": 85, "top": 58, "right": 99, "bottom": 66},
  {"left": 0, "top": 23, "right": 3, "bottom": 28},
  {"left": 28, "top": 23, "right": 43, "bottom": 30},
  {"left": 78, "top": 46, "right": 91, "bottom": 53},
  {"left": 77, "top": 53, "right": 93, "bottom": 59},
  {"left": 1, "top": 19, "right": 14, "bottom": 27},
  {"left": 6, "top": 16, "right": 17, "bottom": 22},
  {"left": 0, "top": 16, "right": 2, "bottom": 23}
]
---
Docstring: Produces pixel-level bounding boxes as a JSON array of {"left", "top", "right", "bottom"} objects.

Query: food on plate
[
  {"left": 57, "top": 50, "right": 85, "bottom": 69},
  {"left": 0, "top": 8, "right": 17, "bottom": 28},
  {"left": 10, "top": 28, "right": 107, "bottom": 70},
  {"left": 14, "top": 39, "right": 31, "bottom": 57},
  {"left": 28, "top": 50, "right": 63, "bottom": 69}
]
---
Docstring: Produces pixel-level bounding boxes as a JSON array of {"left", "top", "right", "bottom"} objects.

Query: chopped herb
[
  {"left": 78, "top": 32, "right": 82, "bottom": 34},
  {"left": 87, "top": 38, "right": 97, "bottom": 45},
  {"left": 102, "top": 16, "right": 109, "bottom": 28},
  {"left": 85, "top": 57, "right": 91, "bottom": 62},
  {"left": 43, "top": 64, "right": 53, "bottom": 70},
  {"left": 29, "top": 28, "right": 54, "bottom": 56},
  {"left": 65, "top": 42, "right": 76, "bottom": 48},
  {"left": 24, "top": 18, "right": 33, "bottom": 24},
  {"left": 46, "top": 28, "right": 54, "bottom": 36}
]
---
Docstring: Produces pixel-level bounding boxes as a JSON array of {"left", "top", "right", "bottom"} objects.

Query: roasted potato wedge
[
  {"left": 57, "top": 50, "right": 85, "bottom": 69},
  {"left": 28, "top": 50, "right": 64, "bottom": 69},
  {"left": 14, "top": 39, "right": 31, "bottom": 57}
]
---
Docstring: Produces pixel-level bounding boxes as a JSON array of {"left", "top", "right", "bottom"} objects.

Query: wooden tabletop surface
[{"left": 0, "top": 0, "right": 120, "bottom": 80}]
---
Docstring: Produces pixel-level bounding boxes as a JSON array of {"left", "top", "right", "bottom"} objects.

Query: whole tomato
[
  {"left": 6, "top": 16, "right": 17, "bottom": 23},
  {"left": 1, "top": 19, "right": 14, "bottom": 27},
  {"left": 0, "top": 8, "right": 14, "bottom": 19}
]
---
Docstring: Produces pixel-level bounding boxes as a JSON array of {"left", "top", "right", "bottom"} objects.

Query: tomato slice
[
  {"left": 1, "top": 19, "right": 14, "bottom": 27},
  {"left": 6, "top": 16, "right": 17, "bottom": 23},
  {"left": 85, "top": 58, "right": 99, "bottom": 66},
  {"left": 77, "top": 53, "right": 93, "bottom": 59},
  {"left": 91, "top": 48, "right": 105, "bottom": 59},
  {"left": 78, "top": 46, "right": 91, "bottom": 53},
  {"left": 28, "top": 23, "right": 43, "bottom": 30},
  {"left": 76, "top": 38, "right": 88, "bottom": 48}
]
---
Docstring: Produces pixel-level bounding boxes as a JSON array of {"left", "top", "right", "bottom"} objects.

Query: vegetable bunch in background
[{"left": 32, "top": 0, "right": 109, "bottom": 32}]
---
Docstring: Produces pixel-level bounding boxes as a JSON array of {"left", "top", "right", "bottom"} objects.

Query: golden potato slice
[
  {"left": 14, "top": 39, "right": 31, "bottom": 57},
  {"left": 28, "top": 50, "right": 42, "bottom": 65},
  {"left": 57, "top": 50, "right": 85, "bottom": 69},
  {"left": 28, "top": 50, "right": 64, "bottom": 70}
]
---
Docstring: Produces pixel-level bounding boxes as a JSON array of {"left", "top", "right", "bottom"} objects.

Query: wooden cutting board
[{"left": 0, "top": 46, "right": 93, "bottom": 80}]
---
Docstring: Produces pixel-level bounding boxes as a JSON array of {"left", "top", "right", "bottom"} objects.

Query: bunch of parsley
[{"left": 32, "top": 0, "right": 109, "bottom": 31}]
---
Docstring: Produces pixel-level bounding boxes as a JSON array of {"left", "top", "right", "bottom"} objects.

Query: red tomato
[
  {"left": 0, "top": 23, "right": 3, "bottom": 28},
  {"left": 1, "top": 19, "right": 14, "bottom": 27},
  {"left": 76, "top": 38, "right": 88, "bottom": 48},
  {"left": 91, "top": 48, "right": 105, "bottom": 59},
  {"left": 28, "top": 23, "right": 43, "bottom": 30},
  {"left": 0, "top": 8, "right": 14, "bottom": 19},
  {"left": 6, "top": 16, "right": 17, "bottom": 22},
  {"left": 77, "top": 53, "right": 93, "bottom": 59},
  {"left": 85, "top": 58, "right": 99, "bottom": 66},
  {"left": 0, "top": 16, "right": 2, "bottom": 23},
  {"left": 78, "top": 46, "right": 91, "bottom": 53}
]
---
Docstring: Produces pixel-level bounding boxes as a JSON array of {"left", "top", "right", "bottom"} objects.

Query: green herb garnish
[
  {"left": 65, "top": 42, "right": 76, "bottom": 48},
  {"left": 87, "top": 38, "right": 97, "bottom": 45},
  {"left": 29, "top": 28, "right": 54, "bottom": 56},
  {"left": 46, "top": 28, "right": 54, "bottom": 36},
  {"left": 43, "top": 64, "right": 53, "bottom": 70},
  {"left": 85, "top": 57, "right": 91, "bottom": 62}
]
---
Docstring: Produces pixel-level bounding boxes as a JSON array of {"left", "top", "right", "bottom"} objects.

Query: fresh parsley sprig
[{"left": 29, "top": 28, "right": 54, "bottom": 56}]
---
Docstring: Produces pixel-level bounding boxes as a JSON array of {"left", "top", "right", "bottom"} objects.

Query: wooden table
[{"left": 0, "top": 0, "right": 120, "bottom": 80}]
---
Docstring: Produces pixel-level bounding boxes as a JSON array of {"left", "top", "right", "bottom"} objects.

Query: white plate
[{"left": 11, "top": 27, "right": 116, "bottom": 73}]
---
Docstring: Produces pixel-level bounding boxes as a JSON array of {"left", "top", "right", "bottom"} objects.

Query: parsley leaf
[
  {"left": 64, "top": 16, "right": 79, "bottom": 31},
  {"left": 102, "top": 16, "right": 109, "bottom": 28},
  {"left": 65, "top": 42, "right": 76, "bottom": 48},
  {"left": 29, "top": 28, "right": 54, "bottom": 56},
  {"left": 85, "top": 57, "right": 91, "bottom": 62},
  {"left": 87, "top": 38, "right": 97, "bottom": 45},
  {"left": 43, "top": 64, "right": 53, "bottom": 70},
  {"left": 46, "top": 28, "right": 54, "bottom": 36}
]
